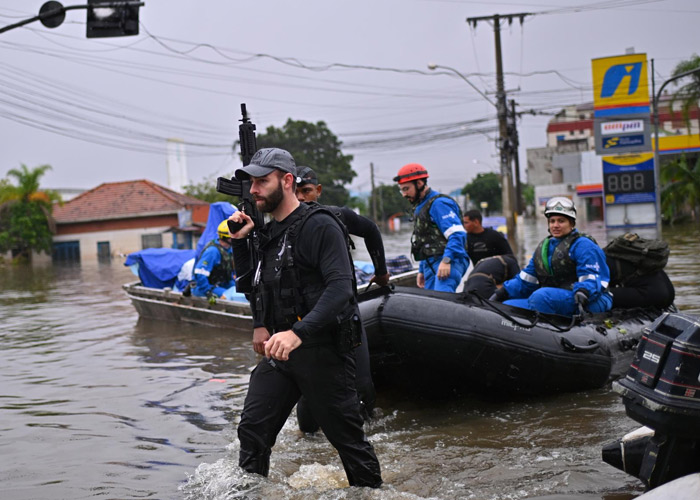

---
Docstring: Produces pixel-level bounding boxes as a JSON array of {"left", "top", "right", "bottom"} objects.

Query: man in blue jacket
[
  {"left": 394, "top": 163, "right": 469, "bottom": 292},
  {"left": 492, "top": 197, "right": 612, "bottom": 316},
  {"left": 192, "top": 220, "right": 235, "bottom": 298}
]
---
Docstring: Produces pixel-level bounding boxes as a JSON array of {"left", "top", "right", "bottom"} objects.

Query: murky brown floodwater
[{"left": 1, "top": 220, "right": 699, "bottom": 500}]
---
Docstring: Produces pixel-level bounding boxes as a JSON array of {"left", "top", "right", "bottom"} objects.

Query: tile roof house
[{"left": 52, "top": 180, "right": 210, "bottom": 262}]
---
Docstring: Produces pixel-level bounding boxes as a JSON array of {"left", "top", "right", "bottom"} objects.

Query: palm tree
[
  {"left": 0, "top": 164, "right": 61, "bottom": 262},
  {"left": 659, "top": 154, "right": 700, "bottom": 225},
  {"left": 670, "top": 54, "right": 700, "bottom": 128}
]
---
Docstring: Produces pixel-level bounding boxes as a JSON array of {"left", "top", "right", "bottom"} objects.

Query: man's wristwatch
[{"left": 441, "top": 256, "right": 451, "bottom": 264}]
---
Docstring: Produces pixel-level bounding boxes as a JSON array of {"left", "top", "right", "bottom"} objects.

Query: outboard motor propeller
[{"left": 602, "top": 312, "right": 700, "bottom": 490}]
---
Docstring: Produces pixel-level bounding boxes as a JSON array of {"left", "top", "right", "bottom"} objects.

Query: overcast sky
[{"left": 1, "top": 0, "right": 698, "bottom": 197}]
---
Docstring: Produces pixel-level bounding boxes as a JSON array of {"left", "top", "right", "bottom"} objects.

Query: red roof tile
[{"left": 53, "top": 180, "right": 208, "bottom": 223}]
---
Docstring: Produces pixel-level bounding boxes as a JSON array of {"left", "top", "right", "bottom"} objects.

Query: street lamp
[
  {"left": 651, "top": 62, "right": 700, "bottom": 237},
  {"left": 427, "top": 63, "right": 496, "bottom": 107},
  {"left": 0, "top": 1, "right": 143, "bottom": 36},
  {"left": 428, "top": 63, "right": 517, "bottom": 246}
]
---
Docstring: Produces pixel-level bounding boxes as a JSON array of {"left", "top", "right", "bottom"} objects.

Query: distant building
[
  {"left": 53, "top": 187, "right": 86, "bottom": 202},
  {"left": 166, "top": 138, "right": 189, "bottom": 193},
  {"left": 526, "top": 95, "right": 699, "bottom": 224},
  {"left": 52, "top": 179, "right": 209, "bottom": 263}
]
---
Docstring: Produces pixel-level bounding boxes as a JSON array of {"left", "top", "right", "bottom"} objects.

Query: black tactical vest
[
  {"left": 411, "top": 193, "right": 459, "bottom": 261},
  {"left": 199, "top": 239, "right": 234, "bottom": 286},
  {"left": 254, "top": 203, "right": 356, "bottom": 334},
  {"left": 533, "top": 231, "right": 583, "bottom": 289}
]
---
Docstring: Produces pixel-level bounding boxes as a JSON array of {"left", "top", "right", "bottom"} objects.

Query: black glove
[
  {"left": 574, "top": 289, "right": 590, "bottom": 308},
  {"left": 490, "top": 287, "right": 509, "bottom": 302}
]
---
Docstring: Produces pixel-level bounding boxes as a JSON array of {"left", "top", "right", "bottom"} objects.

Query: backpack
[{"left": 604, "top": 233, "right": 669, "bottom": 283}]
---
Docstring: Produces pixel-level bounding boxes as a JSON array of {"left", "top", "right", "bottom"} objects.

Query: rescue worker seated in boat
[
  {"left": 295, "top": 165, "right": 386, "bottom": 427},
  {"left": 606, "top": 255, "right": 675, "bottom": 309},
  {"left": 462, "top": 209, "right": 520, "bottom": 298},
  {"left": 491, "top": 197, "right": 613, "bottom": 316},
  {"left": 191, "top": 220, "right": 235, "bottom": 299},
  {"left": 296, "top": 166, "right": 390, "bottom": 287},
  {"left": 394, "top": 163, "right": 469, "bottom": 292}
]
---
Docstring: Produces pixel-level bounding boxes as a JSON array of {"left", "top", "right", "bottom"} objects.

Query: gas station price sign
[{"left": 603, "top": 153, "right": 656, "bottom": 204}]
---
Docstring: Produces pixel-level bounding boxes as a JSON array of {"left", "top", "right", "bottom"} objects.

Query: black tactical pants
[{"left": 237, "top": 344, "right": 383, "bottom": 488}]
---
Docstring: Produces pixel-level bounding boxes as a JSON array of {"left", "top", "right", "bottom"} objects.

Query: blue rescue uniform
[
  {"left": 192, "top": 239, "right": 235, "bottom": 297},
  {"left": 502, "top": 229, "right": 613, "bottom": 315},
  {"left": 414, "top": 190, "right": 469, "bottom": 292}
]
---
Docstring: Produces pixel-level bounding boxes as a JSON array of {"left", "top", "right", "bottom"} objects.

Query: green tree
[
  {"left": 183, "top": 174, "right": 233, "bottom": 203},
  {"left": 0, "top": 164, "right": 61, "bottom": 262},
  {"left": 521, "top": 183, "right": 534, "bottom": 213},
  {"left": 660, "top": 154, "right": 700, "bottom": 225},
  {"left": 371, "top": 183, "right": 409, "bottom": 224},
  {"left": 462, "top": 173, "right": 502, "bottom": 214},
  {"left": 254, "top": 119, "right": 355, "bottom": 206},
  {"left": 347, "top": 195, "right": 367, "bottom": 215},
  {"left": 670, "top": 54, "right": 700, "bottom": 127}
]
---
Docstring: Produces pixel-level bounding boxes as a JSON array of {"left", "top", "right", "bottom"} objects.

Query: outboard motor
[{"left": 602, "top": 312, "right": 700, "bottom": 490}]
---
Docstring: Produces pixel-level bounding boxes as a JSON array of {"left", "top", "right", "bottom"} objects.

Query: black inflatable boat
[{"left": 359, "top": 286, "right": 668, "bottom": 396}]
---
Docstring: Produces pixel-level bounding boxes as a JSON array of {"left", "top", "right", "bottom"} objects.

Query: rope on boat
[{"left": 462, "top": 290, "right": 584, "bottom": 333}]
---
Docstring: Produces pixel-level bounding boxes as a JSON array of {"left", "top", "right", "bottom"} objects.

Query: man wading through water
[{"left": 227, "top": 148, "right": 383, "bottom": 488}]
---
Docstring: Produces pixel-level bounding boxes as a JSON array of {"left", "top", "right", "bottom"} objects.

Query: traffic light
[{"left": 86, "top": 0, "right": 140, "bottom": 38}]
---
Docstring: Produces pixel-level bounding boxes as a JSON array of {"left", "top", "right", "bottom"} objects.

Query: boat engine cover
[{"left": 614, "top": 312, "right": 700, "bottom": 437}]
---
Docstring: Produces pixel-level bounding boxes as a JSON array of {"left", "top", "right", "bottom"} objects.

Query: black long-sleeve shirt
[
  {"left": 331, "top": 205, "right": 388, "bottom": 276},
  {"left": 232, "top": 205, "right": 355, "bottom": 342}
]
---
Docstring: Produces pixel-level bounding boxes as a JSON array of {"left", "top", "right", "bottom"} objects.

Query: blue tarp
[
  {"left": 194, "top": 201, "right": 237, "bottom": 260},
  {"left": 125, "top": 248, "right": 196, "bottom": 289}
]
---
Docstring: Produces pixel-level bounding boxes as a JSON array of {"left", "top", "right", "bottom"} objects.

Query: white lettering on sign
[{"left": 602, "top": 120, "right": 644, "bottom": 135}]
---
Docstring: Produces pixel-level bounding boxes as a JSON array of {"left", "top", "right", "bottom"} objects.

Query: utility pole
[
  {"left": 510, "top": 99, "right": 523, "bottom": 214},
  {"left": 467, "top": 12, "right": 530, "bottom": 249},
  {"left": 370, "top": 162, "right": 378, "bottom": 224}
]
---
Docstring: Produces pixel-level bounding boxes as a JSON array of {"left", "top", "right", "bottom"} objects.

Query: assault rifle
[{"left": 216, "top": 103, "right": 263, "bottom": 293}]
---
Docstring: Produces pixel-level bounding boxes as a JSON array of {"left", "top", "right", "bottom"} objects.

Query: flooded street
[{"left": 2, "top": 220, "right": 699, "bottom": 500}]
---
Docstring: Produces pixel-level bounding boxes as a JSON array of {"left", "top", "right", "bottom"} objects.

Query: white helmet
[{"left": 544, "top": 197, "right": 576, "bottom": 220}]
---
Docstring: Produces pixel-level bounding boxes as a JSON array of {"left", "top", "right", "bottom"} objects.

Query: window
[
  {"left": 53, "top": 241, "right": 80, "bottom": 262},
  {"left": 141, "top": 233, "right": 163, "bottom": 249},
  {"left": 97, "top": 241, "right": 111, "bottom": 262}
]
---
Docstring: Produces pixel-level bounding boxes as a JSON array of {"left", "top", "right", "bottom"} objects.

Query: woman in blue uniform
[{"left": 492, "top": 197, "right": 612, "bottom": 316}]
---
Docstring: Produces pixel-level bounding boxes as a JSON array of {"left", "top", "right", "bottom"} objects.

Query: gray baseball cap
[
  {"left": 234, "top": 148, "right": 297, "bottom": 180},
  {"left": 296, "top": 166, "right": 319, "bottom": 186}
]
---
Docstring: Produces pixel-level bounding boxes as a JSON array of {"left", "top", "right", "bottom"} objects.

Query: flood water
[{"left": 2, "top": 220, "right": 699, "bottom": 500}]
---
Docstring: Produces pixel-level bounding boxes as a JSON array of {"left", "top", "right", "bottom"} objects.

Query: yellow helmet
[{"left": 217, "top": 220, "right": 231, "bottom": 239}]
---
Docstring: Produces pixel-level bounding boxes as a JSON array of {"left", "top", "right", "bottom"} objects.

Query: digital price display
[
  {"left": 602, "top": 154, "right": 656, "bottom": 205},
  {"left": 604, "top": 169, "right": 655, "bottom": 195}
]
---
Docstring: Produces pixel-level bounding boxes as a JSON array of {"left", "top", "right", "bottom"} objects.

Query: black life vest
[
  {"left": 411, "top": 192, "right": 461, "bottom": 261},
  {"left": 533, "top": 231, "right": 583, "bottom": 289},
  {"left": 254, "top": 203, "right": 356, "bottom": 334},
  {"left": 199, "top": 239, "right": 234, "bottom": 286}
]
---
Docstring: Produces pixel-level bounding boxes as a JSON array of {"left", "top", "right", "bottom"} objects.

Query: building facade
[
  {"left": 52, "top": 180, "right": 210, "bottom": 263},
  {"left": 526, "top": 96, "right": 699, "bottom": 224}
]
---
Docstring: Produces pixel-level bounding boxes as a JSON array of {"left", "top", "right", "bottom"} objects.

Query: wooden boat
[{"left": 359, "top": 286, "right": 670, "bottom": 396}]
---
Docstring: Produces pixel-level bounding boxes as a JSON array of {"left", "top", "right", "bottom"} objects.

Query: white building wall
[
  {"left": 53, "top": 226, "right": 172, "bottom": 261},
  {"left": 580, "top": 151, "right": 603, "bottom": 184}
]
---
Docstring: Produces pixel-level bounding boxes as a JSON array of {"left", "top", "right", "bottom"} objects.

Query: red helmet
[{"left": 393, "top": 163, "right": 429, "bottom": 184}]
